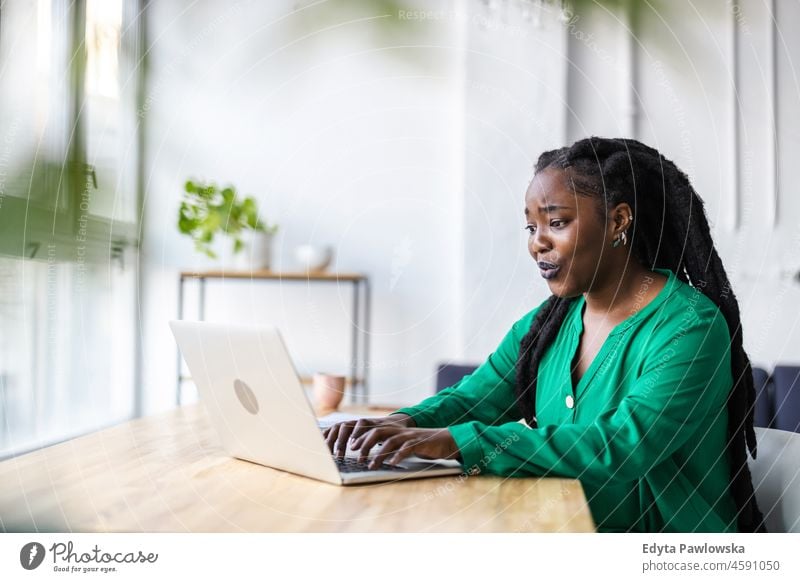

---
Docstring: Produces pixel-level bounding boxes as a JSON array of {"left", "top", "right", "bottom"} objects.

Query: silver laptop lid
[{"left": 169, "top": 320, "right": 342, "bottom": 485}]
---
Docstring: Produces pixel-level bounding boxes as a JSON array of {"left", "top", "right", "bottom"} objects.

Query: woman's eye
[
  {"left": 524, "top": 224, "right": 536, "bottom": 234},
  {"left": 550, "top": 219, "right": 566, "bottom": 229}
]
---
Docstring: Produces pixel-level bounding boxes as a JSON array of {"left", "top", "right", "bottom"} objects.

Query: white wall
[
  {"left": 459, "top": 1, "right": 567, "bottom": 359},
  {"left": 457, "top": 0, "right": 800, "bottom": 372},
  {"left": 140, "top": 0, "right": 800, "bottom": 414},
  {"left": 569, "top": 0, "right": 800, "bottom": 370},
  {"left": 140, "top": 0, "right": 464, "bottom": 412}
]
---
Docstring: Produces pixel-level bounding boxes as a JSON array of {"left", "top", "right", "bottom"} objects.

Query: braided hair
[{"left": 514, "top": 136, "right": 765, "bottom": 532}]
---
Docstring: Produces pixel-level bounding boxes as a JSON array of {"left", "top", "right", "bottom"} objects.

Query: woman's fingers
[
  {"left": 387, "top": 441, "right": 420, "bottom": 466},
  {"left": 325, "top": 421, "right": 357, "bottom": 457},
  {"left": 325, "top": 417, "right": 414, "bottom": 455},
  {"left": 324, "top": 418, "right": 380, "bottom": 455},
  {"left": 349, "top": 419, "right": 377, "bottom": 443},
  {"left": 367, "top": 434, "right": 412, "bottom": 469},
  {"left": 327, "top": 425, "right": 460, "bottom": 470},
  {"left": 370, "top": 437, "right": 420, "bottom": 469},
  {"left": 350, "top": 432, "right": 367, "bottom": 450},
  {"left": 323, "top": 423, "right": 340, "bottom": 453},
  {"left": 351, "top": 421, "right": 386, "bottom": 450},
  {"left": 356, "top": 426, "right": 399, "bottom": 461},
  {"left": 332, "top": 421, "right": 361, "bottom": 458}
]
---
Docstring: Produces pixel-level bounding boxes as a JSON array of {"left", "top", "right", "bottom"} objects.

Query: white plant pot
[{"left": 222, "top": 231, "right": 274, "bottom": 271}]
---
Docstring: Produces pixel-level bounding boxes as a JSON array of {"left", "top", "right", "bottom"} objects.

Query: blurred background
[{"left": 1, "top": 0, "right": 799, "bottom": 459}]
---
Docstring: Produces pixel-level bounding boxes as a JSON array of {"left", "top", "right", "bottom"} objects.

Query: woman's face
[{"left": 524, "top": 167, "right": 615, "bottom": 298}]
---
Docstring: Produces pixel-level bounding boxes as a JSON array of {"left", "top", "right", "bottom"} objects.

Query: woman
[{"left": 323, "top": 137, "right": 765, "bottom": 533}]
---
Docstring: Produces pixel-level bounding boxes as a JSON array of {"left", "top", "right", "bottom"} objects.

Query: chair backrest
[
  {"left": 752, "top": 366, "right": 773, "bottom": 428},
  {"left": 435, "top": 363, "right": 479, "bottom": 393},
  {"left": 747, "top": 427, "right": 800, "bottom": 533},
  {"left": 772, "top": 366, "right": 800, "bottom": 433}
]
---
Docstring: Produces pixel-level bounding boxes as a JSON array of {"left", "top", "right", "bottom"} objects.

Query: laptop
[{"left": 169, "top": 320, "right": 464, "bottom": 485}]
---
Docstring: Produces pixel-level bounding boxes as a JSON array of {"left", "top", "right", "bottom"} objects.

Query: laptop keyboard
[{"left": 334, "top": 457, "right": 411, "bottom": 473}]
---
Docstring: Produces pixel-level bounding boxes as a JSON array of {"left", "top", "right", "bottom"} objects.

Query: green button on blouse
[{"left": 393, "top": 268, "right": 739, "bottom": 532}]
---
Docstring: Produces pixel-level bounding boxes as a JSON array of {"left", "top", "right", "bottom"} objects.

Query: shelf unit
[{"left": 175, "top": 270, "right": 371, "bottom": 405}]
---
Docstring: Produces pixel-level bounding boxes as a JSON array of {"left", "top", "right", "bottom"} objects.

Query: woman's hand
[
  {"left": 352, "top": 426, "right": 462, "bottom": 469},
  {"left": 323, "top": 414, "right": 416, "bottom": 458}
]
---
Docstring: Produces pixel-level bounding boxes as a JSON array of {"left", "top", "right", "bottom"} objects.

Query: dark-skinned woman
[{"left": 323, "top": 137, "right": 765, "bottom": 533}]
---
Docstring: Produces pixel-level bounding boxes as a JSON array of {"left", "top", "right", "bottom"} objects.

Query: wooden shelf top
[
  {"left": 179, "top": 270, "right": 367, "bottom": 282},
  {"left": 180, "top": 375, "right": 364, "bottom": 386}
]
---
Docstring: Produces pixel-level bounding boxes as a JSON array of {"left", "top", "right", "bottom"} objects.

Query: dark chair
[
  {"left": 435, "top": 363, "right": 479, "bottom": 393},
  {"left": 752, "top": 366, "right": 774, "bottom": 429},
  {"left": 773, "top": 366, "right": 800, "bottom": 433}
]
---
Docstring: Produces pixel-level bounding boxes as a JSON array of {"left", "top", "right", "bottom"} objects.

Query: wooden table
[{"left": 0, "top": 405, "right": 595, "bottom": 533}]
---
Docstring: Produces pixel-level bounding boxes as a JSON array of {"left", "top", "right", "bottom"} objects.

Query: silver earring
[{"left": 621, "top": 230, "right": 628, "bottom": 246}]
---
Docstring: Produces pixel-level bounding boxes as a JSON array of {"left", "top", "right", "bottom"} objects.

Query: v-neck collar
[
  {"left": 567, "top": 268, "right": 678, "bottom": 395},
  {"left": 569, "top": 268, "right": 677, "bottom": 335}
]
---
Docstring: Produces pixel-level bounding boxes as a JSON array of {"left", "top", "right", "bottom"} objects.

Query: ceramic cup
[{"left": 313, "top": 372, "right": 346, "bottom": 415}]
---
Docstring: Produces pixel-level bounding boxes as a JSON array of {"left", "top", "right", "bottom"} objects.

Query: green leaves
[
  {"left": 241, "top": 197, "right": 260, "bottom": 230},
  {"left": 177, "top": 179, "right": 278, "bottom": 257}
]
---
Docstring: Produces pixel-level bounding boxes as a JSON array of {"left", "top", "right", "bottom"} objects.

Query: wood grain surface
[{"left": 0, "top": 405, "right": 595, "bottom": 533}]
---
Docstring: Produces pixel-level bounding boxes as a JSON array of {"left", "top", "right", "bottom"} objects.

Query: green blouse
[{"left": 393, "top": 268, "right": 738, "bottom": 532}]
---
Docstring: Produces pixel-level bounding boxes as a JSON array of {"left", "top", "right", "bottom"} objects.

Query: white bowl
[{"left": 294, "top": 244, "right": 333, "bottom": 272}]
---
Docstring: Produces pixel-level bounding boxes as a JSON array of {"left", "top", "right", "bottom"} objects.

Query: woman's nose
[{"left": 529, "top": 231, "right": 552, "bottom": 254}]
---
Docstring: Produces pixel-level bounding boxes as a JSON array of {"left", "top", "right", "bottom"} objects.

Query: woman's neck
[{"left": 583, "top": 262, "right": 666, "bottom": 323}]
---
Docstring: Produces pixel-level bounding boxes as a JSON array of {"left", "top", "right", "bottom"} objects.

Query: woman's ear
[{"left": 611, "top": 202, "right": 634, "bottom": 237}]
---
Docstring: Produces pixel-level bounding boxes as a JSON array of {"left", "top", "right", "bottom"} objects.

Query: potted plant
[{"left": 177, "top": 179, "right": 278, "bottom": 269}]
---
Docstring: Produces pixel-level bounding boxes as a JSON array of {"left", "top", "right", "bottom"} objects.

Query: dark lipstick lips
[{"left": 538, "top": 261, "right": 561, "bottom": 280}]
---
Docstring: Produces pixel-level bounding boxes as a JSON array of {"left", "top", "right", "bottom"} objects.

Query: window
[
  {"left": 0, "top": 254, "right": 136, "bottom": 457},
  {"left": 0, "top": 0, "right": 139, "bottom": 259},
  {"left": 0, "top": 0, "right": 142, "bottom": 458}
]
